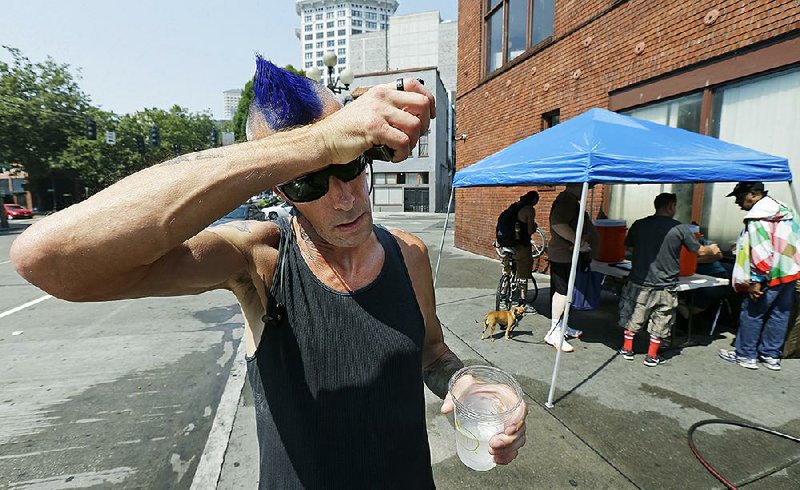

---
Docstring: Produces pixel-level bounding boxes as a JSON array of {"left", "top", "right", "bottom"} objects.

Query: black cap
[{"left": 727, "top": 181, "right": 765, "bottom": 197}]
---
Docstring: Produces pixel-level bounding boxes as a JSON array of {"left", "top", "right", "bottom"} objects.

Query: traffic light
[
  {"left": 149, "top": 126, "right": 160, "bottom": 147},
  {"left": 86, "top": 118, "right": 97, "bottom": 140},
  {"left": 135, "top": 136, "right": 146, "bottom": 155},
  {"left": 209, "top": 127, "right": 219, "bottom": 147}
]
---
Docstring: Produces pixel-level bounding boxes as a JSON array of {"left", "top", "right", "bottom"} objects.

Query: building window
[
  {"left": 418, "top": 130, "right": 429, "bottom": 157},
  {"left": 352, "top": 9, "right": 362, "bottom": 17},
  {"left": 305, "top": 61, "right": 313, "bottom": 68},
  {"left": 317, "top": 60, "right": 324, "bottom": 67},
  {"left": 304, "top": 43, "right": 312, "bottom": 49},
  {"left": 316, "top": 32, "right": 323, "bottom": 39},
  {"left": 337, "top": 19, "right": 345, "bottom": 27},
  {"left": 316, "top": 51, "right": 324, "bottom": 57},
  {"left": 304, "top": 24, "right": 312, "bottom": 31},
  {"left": 337, "top": 48, "right": 346, "bottom": 55},
  {"left": 366, "top": 12, "right": 377, "bottom": 20},
  {"left": 338, "top": 29, "right": 347, "bottom": 35},
  {"left": 304, "top": 15, "right": 312, "bottom": 22},
  {"left": 305, "top": 34, "right": 313, "bottom": 40},
  {"left": 338, "top": 9, "right": 346, "bottom": 16},
  {"left": 327, "top": 31, "right": 334, "bottom": 37},
  {"left": 542, "top": 109, "right": 560, "bottom": 129},
  {"left": 381, "top": 23, "right": 388, "bottom": 30},
  {"left": 326, "top": 40, "right": 334, "bottom": 47},
  {"left": 339, "top": 57, "right": 346, "bottom": 64},
  {"left": 352, "top": 29, "right": 362, "bottom": 34},
  {"left": 366, "top": 21, "right": 376, "bottom": 29},
  {"left": 305, "top": 53, "right": 312, "bottom": 60},
  {"left": 374, "top": 173, "right": 405, "bottom": 185},
  {"left": 406, "top": 172, "right": 429, "bottom": 185},
  {"left": 327, "top": 21, "right": 334, "bottom": 28},
  {"left": 352, "top": 19, "right": 362, "bottom": 27},
  {"left": 326, "top": 11, "right": 334, "bottom": 19},
  {"left": 315, "top": 13, "right": 323, "bottom": 20},
  {"left": 380, "top": 14, "right": 387, "bottom": 20},
  {"left": 338, "top": 38, "right": 346, "bottom": 45},
  {"left": 316, "top": 41, "right": 324, "bottom": 48},
  {"left": 485, "top": 0, "right": 554, "bottom": 74}
]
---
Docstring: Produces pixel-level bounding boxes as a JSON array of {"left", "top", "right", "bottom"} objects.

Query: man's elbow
[{"left": 10, "top": 234, "right": 94, "bottom": 302}]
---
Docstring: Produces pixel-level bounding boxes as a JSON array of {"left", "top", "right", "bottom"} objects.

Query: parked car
[
  {"left": 3, "top": 203, "right": 34, "bottom": 219},
  {"left": 210, "top": 204, "right": 266, "bottom": 227},
  {"left": 262, "top": 201, "right": 293, "bottom": 220}
]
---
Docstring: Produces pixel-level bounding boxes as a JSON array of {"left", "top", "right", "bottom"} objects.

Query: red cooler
[
  {"left": 680, "top": 224, "right": 701, "bottom": 276},
  {"left": 594, "top": 219, "right": 627, "bottom": 263}
]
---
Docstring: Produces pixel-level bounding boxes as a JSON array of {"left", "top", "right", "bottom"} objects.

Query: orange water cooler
[
  {"left": 594, "top": 219, "right": 627, "bottom": 263},
  {"left": 679, "top": 224, "right": 701, "bottom": 276}
]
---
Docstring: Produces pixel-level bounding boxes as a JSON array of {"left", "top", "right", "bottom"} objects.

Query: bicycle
[{"left": 494, "top": 227, "right": 547, "bottom": 311}]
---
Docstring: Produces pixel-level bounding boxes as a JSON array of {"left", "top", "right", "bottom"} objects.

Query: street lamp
[{"left": 309, "top": 51, "right": 353, "bottom": 94}]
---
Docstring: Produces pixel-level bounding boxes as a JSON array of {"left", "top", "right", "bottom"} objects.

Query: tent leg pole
[
  {"left": 789, "top": 182, "right": 800, "bottom": 212},
  {"left": 434, "top": 187, "right": 455, "bottom": 289},
  {"left": 545, "top": 182, "right": 589, "bottom": 409}
]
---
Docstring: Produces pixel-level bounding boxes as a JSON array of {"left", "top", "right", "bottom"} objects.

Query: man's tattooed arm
[{"left": 423, "top": 348, "right": 464, "bottom": 399}]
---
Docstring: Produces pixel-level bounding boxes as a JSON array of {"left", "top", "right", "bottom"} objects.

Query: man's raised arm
[{"left": 11, "top": 80, "right": 435, "bottom": 301}]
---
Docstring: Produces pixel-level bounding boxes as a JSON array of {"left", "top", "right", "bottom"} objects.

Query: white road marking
[
  {"left": 0, "top": 260, "right": 11, "bottom": 265},
  {"left": 0, "top": 294, "right": 52, "bottom": 320},
  {"left": 0, "top": 445, "right": 86, "bottom": 460},
  {"left": 8, "top": 466, "right": 137, "bottom": 488},
  {"left": 190, "top": 339, "right": 247, "bottom": 490}
]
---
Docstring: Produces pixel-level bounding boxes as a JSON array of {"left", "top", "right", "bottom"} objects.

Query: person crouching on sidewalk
[{"left": 720, "top": 182, "right": 800, "bottom": 371}]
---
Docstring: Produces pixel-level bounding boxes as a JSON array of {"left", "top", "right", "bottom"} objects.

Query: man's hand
[
  {"left": 748, "top": 282, "right": 764, "bottom": 301},
  {"left": 315, "top": 78, "right": 435, "bottom": 164},
  {"left": 441, "top": 376, "right": 528, "bottom": 466}
]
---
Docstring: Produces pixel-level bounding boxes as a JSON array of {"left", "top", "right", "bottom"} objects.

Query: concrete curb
[{"left": 190, "top": 340, "right": 247, "bottom": 489}]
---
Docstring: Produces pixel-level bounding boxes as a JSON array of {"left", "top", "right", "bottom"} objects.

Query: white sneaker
[
  {"left": 565, "top": 326, "right": 583, "bottom": 339},
  {"left": 544, "top": 331, "right": 574, "bottom": 352}
]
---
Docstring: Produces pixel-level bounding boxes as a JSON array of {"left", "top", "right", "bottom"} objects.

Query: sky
[{"left": 2, "top": 0, "right": 458, "bottom": 119}]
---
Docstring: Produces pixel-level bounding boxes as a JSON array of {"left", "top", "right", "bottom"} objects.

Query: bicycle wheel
[
  {"left": 531, "top": 228, "right": 547, "bottom": 258},
  {"left": 496, "top": 274, "right": 512, "bottom": 311},
  {"left": 529, "top": 277, "right": 539, "bottom": 303}
]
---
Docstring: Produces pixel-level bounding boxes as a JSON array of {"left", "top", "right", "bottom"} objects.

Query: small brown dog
[{"left": 481, "top": 306, "right": 526, "bottom": 341}]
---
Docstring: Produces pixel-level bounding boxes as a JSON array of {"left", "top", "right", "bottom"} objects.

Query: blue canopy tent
[{"left": 437, "top": 108, "right": 792, "bottom": 408}]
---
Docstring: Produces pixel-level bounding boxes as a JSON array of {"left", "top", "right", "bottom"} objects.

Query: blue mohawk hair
[{"left": 252, "top": 56, "right": 324, "bottom": 131}]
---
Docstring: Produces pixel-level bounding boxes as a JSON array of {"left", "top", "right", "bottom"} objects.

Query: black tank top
[{"left": 246, "top": 218, "right": 434, "bottom": 489}]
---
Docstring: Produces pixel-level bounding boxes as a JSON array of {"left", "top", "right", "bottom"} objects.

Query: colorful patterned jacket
[{"left": 732, "top": 196, "right": 800, "bottom": 291}]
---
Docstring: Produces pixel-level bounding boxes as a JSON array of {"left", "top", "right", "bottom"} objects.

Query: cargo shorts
[
  {"left": 512, "top": 244, "right": 533, "bottom": 280},
  {"left": 618, "top": 282, "right": 678, "bottom": 338}
]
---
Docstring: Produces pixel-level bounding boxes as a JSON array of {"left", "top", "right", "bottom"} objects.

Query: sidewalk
[{"left": 216, "top": 216, "right": 800, "bottom": 489}]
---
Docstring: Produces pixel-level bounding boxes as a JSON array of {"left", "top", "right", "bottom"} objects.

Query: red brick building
[{"left": 455, "top": 0, "right": 800, "bottom": 259}]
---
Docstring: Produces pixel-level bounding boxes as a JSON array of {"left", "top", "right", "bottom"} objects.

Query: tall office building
[
  {"left": 222, "top": 89, "right": 242, "bottom": 121},
  {"left": 296, "top": 0, "right": 398, "bottom": 75}
]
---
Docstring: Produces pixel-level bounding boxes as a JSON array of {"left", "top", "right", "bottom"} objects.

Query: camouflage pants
[{"left": 618, "top": 282, "right": 678, "bottom": 338}]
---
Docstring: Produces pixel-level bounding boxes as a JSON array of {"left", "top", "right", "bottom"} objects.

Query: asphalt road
[{"left": 0, "top": 219, "right": 243, "bottom": 489}]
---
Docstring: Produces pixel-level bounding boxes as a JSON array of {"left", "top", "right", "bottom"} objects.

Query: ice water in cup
[{"left": 449, "top": 366, "right": 523, "bottom": 471}]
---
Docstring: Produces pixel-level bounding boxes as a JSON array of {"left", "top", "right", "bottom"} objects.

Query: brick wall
[{"left": 455, "top": 0, "right": 800, "bottom": 259}]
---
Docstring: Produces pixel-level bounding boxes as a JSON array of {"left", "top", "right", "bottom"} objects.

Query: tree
[
  {"left": 55, "top": 105, "right": 218, "bottom": 195},
  {"left": 0, "top": 45, "right": 91, "bottom": 179}
]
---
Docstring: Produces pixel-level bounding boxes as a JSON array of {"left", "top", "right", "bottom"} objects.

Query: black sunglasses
[{"left": 278, "top": 155, "right": 371, "bottom": 203}]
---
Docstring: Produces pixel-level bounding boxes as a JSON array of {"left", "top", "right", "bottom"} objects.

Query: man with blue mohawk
[{"left": 12, "top": 57, "right": 528, "bottom": 488}]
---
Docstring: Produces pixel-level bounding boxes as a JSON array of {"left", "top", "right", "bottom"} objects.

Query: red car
[{"left": 3, "top": 203, "right": 34, "bottom": 219}]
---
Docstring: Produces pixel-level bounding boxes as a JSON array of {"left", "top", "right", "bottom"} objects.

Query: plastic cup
[{"left": 448, "top": 365, "right": 523, "bottom": 471}]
